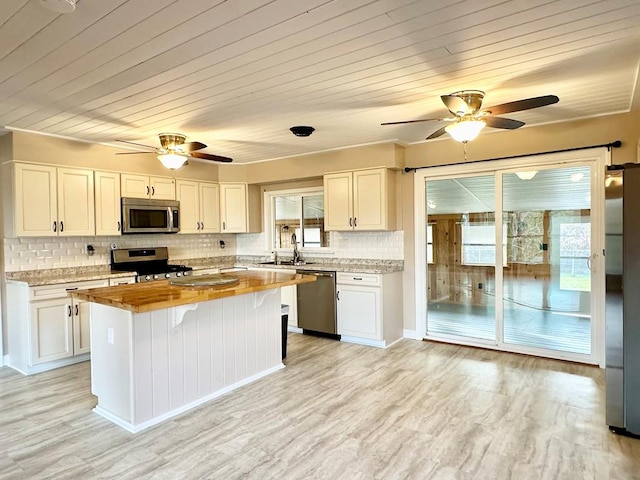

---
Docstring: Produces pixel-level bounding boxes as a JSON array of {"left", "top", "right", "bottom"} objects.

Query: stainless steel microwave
[{"left": 121, "top": 198, "right": 180, "bottom": 234}]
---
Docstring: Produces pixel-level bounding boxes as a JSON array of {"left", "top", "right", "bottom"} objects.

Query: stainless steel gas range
[{"left": 110, "top": 247, "right": 192, "bottom": 283}]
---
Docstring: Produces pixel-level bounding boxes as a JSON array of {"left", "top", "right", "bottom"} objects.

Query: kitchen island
[{"left": 70, "top": 270, "right": 315, "bottom": 433}]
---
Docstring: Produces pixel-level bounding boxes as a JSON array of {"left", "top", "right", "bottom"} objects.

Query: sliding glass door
[
  {"left": 423, "top": 159, "right": 601, "bottom": 362},
  {"left": 502, "top": 166, "right": 592, "bottom": 355},
  {"left": 426, "top": 174, "right": 496, "bottom": 342}
]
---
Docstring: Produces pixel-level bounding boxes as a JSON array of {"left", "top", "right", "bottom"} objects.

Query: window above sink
[{"left": 265, "top": 187, "right": 330, "bottom": 252}]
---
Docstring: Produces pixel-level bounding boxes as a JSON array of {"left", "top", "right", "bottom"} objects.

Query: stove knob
[
  {"left": 144, "top": 275, "right": 151, "bottom": 281},
  {"left": 183, "top": 271, "right": 190, "bottom": 276},
  {"left": 165, "top": 273, "right": 171, "bottom": 279},
  {"left": 153, "top": 274, "right": 159, "bottom": 280},
  {"left": 176, "top": 272, "right": 182, "bottom": 277}
]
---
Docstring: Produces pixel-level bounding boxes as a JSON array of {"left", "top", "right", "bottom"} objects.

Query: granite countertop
[
  {"left": 241, "top": 261, "right": 403, "bottom": 274},
  {"left": 69, "top": 270, "right": 316, "bottom": 313},
  {"left": 183, "top": 256, "right": 404, "bottom": 274},
  {"left": 5, "top": 265, "right": 137, "bottom": 286},
  {"left": 5, "top": 256, "right": 403, "bottom": 287}
]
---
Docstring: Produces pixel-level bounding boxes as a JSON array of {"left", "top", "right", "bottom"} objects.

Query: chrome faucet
[{"left": 291, "top": 233, "right": 301, "bottom": 263}]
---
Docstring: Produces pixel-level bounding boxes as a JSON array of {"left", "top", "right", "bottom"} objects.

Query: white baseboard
[
  {"left": 403, "top": 329, "right": 420, "bottom": 340},
  {"left": 6, "top": 353, "right": 90, "bottom": 376},
  {"left": 94, "top": 363, "right": 286, "bottom": 433}
]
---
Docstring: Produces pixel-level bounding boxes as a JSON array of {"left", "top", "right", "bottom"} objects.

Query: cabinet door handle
[
  {"left": 152, "top": 186, "right": 155, "bottom": 196},
  {"left": 65, "top": 287, "right": 78, "bottom": 291},
  {"left": 60, "top": 221, "right": 64, "bottom": 232},
  {"left": 349, "top": 217, "right": 352, "bottom": 227},
  {"left": 336, "top": 291, "right": 340, "bottom": 301},
  {"left": 75, "top": 304, "right": 79, "bottom": 316},
  {"left": 146, "top": 185, "right": 150, "bottom": 195},
  {"left": 354, "top": 217, "right": 357, "bottom": 227},
  {"left": 223, "top": 221, "right": 226, "bottom": 230},
  {"left": 67, "top": 305, "right": 72, "bottom": 317},
  {"left": 353, "top": 277, "right": 363, "bottom": 281},
  {"left": 52, "top": 221, "right": 57, "bottom": 232},
  {"left": 201, "top": 222, "right": 204, "bottom": 230},
  {"left": 117, "top": 221, "right": 121, "bottom": 232}
]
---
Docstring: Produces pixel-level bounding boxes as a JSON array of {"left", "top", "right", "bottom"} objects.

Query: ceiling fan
[
  {"left": 115, "top": 133, "right": 232, "bottom": 169},
  {"left": 382, "top": 91, "right": 559, "bottom": 143}
]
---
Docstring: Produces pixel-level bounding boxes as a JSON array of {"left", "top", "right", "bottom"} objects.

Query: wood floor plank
[{"left": 0, "top": 333, "right": 639, "bottom": 479}]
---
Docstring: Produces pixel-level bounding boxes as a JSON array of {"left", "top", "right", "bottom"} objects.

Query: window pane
[
  {"left": 272, "top": 193, "right": 328, "bottom": 249},
  {"left": 426, "top": 175, "right": 496, "bottom": 342},
  {"left": 302, "top": 195, "right": 326, "bottom": 248},
  {"left": 274, "top": 196, "right": 301, "bottom": 249}
]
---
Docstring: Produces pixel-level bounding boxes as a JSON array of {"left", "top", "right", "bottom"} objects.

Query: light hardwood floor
[{"left": 1, "top": 333, "right": 639, "bottom": 479}]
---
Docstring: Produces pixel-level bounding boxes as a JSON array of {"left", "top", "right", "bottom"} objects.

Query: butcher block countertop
[{"left": 69, "top": 270, "right": 316, "bottom": 313}]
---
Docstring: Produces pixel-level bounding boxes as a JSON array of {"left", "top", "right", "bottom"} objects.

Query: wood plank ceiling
[{"left": 1, "top": 0, "right": 639, "bottom": 164}]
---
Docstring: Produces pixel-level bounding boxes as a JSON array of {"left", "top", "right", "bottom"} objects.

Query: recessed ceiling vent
[
  {"left": 290, "top": 126, "right": 315, "bottom": 137},
  {"left": 39, "top": 0, "right": 76, "bottom": 14}
]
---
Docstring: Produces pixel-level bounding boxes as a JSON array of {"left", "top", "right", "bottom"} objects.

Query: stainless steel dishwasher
[{"left": 296, "top": 270, "right": 338, "bottom": 338}]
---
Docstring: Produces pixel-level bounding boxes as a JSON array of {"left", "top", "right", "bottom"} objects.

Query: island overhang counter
[{"left": 70, "top": 270, "right": 316, "bottom": 433}]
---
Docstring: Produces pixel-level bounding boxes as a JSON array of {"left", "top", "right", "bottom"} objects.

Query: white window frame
[{"left": 264, "top": 187, "right": 331, "bottom": 253}]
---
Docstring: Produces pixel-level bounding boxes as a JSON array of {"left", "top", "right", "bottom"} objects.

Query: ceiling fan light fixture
[
  {"left": 445, "top": 119, "right": 486, "bottom": 142},
  {"left": 158, "top": 153, "right": 188, "bottom": 170},
  {"left": 515, "top": 171, "right": 538, "bottom": 180}
]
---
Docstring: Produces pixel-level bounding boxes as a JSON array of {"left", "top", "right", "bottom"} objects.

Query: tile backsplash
[
  {"left": 3, "top": 230, "right": 403, "bottom": 272},
  {"left": 3, "top": 234, "right": 236, "bottom": 272},
  {"left": 236, "top": 230, "right": 404, "bottom": 260}
]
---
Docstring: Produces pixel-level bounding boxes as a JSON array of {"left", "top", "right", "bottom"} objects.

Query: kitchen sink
[{"left": 259, "top": 261, "right": 314, "bottom": 266}]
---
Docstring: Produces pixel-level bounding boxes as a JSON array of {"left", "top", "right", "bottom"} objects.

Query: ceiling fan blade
[
  {"left": 441, "top": 95, "right": 472, "bottom": 116},
  {"left": 426, "top": 126, "right": 447, "bottom": 140},
  {"left": 483, "top": 116, "right": 525, "bottom": 129},
  {"left": 115, "top": 139, "right": 157, "bottom": 150},
  {"left": 180, "top": 141, "right": 207, "bottom": 152},
  {"left": 190, "top": 151, "right": 233, "bottom": 163},
  {"left": 482, "top": 95, "right": 559, "bottom": 116},
  {"left": 381, "top": 117, "right": 449, "bottom": 126}
]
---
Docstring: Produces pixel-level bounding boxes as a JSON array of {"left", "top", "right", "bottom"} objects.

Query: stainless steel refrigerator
[{"left": 606, "top": 164, "right": 640, "bottom": 437}]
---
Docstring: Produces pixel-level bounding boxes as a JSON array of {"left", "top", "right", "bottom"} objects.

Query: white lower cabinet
[
  {"left": 7, "top": 279, "right": 109, "bottom": 374},
  {"left": 337, "top": 271, "right": 402, "bottom": 348}
]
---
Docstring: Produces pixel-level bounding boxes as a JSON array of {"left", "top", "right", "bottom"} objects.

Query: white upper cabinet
[
  {"left": 219, "top": 183, "right": 261, "bottom": 233},
  {"left": 176, "top": 180, "right": 220, "bottom": 234},
  {"left": 94, "top": 171, "right": 122, "bottom": 236},
  {"left": 323, "top": 167, "right": 396, "bottom": 231},
  {"left": 220, "top": 183, "right": 247, "bottom": 233},
  {"left": 11, "top": 163, "right": 57, "bottom": 236},
  {"left": 56, "top": 167, "right": 95, "bottom": 236},
  {"left": 5, "top": 163, "right": 94, "bottom": 237},
  {"left": 121, "top": 173, "right": 175, "bottom": 199},
  {"left": 323, "top": 172, "right": 353, "bottom": 231},
  {"left": 199, "top": 182, "right": 220, "bottom": 233}
]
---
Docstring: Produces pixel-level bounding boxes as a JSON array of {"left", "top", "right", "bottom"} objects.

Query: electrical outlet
[
  {"left": 478, "top": 283, "right": 483, "bottom": 290},
  {"left": 107, "top": 327, "right": 114, "bottom": 345}
]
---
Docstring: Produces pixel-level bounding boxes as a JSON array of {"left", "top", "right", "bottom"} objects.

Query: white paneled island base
[{"left": 90, "top": 289, "right": 282, "bottom": 433}]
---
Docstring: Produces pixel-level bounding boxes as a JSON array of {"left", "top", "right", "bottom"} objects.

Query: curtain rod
[{"left": 404, "top": 140, "right": 622, "bottom": 173}]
